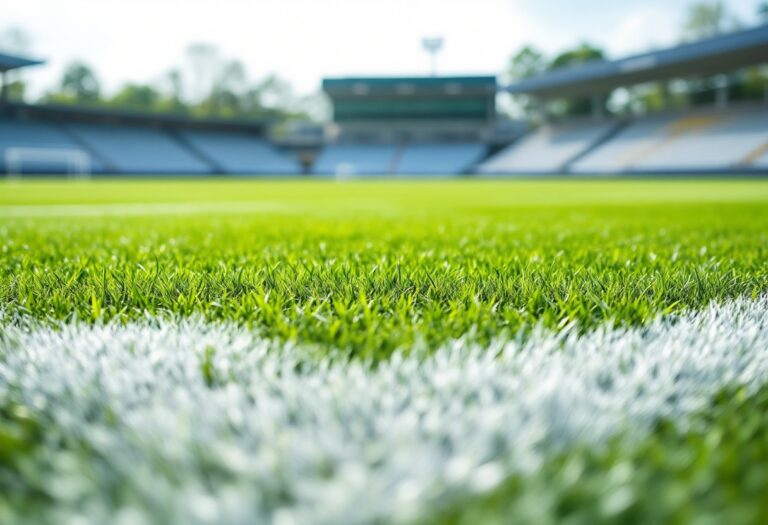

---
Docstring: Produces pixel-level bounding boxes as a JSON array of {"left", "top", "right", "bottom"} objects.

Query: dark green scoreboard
[{"left": 322, "top": 76, "right": 497, "bottom": 122}]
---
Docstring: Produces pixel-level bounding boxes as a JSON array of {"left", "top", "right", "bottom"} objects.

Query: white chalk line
[
  {"left": 1, "top": 296, "right": 768, "bottom": 524},
  {"left": 0, "top": 201, "right": 292, "bottom": 217}
]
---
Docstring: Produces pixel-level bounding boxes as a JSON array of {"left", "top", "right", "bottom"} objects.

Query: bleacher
[
  {"left": 574, "top": 106, "right": 768, "bottom": 173},
  {"left": 177, "top": 130, "right": 300, "bottom": 175},
  {"left": 313, "top": 144, "right": 399, "bottom": 176},
  {"left": 395, "top": 143, "right": 486, "bottom": 175},
  {"left": 65, "top": 123, "right": 210, "bottom": 175},
  {"left": 0, "top": 118, "right": 101, "bottom": 174},
  {"left": 753, "top": 145, "right": 768, "bottom": 168},
  {"left": 0, "top": 100, "right": 299, "bottom": 176},
  {"left": 570, "top": 115, "right": 677, "bottom": 173},
  {"left": 477, "top": 120, "right": 619, "bottom": 174}
]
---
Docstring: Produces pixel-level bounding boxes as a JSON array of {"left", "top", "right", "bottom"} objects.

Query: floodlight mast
[{"left": 421, "top": 37, "right": 444, "bottom": 76}]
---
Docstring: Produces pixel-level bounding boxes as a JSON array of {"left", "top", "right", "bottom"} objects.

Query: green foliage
[
  {"left": 1, "top": 179, "right": 767, "bottom": 360},
  {"left": 682, "top": 0, "right": 739, "bottom": 41},
  {"left": 548, "top": 43, "right": 607, "bottom": 117},
  {"left": 35, "top": 46, "right": 308, "bottom": 121},
  {"left": 549, "top": 43, "right": 605, "bottom": 71},
  {"left": 107, "top": 83, "right": 163, "bottom": 111},
  {"left": 508, "top": 45, "right": 547, "bottom": 80},
  {"left": 506, "top": 43, "right": 608, "bottom": 118},
  {"left": 54, "top": 61, "right": 101, "bottom": 103}
]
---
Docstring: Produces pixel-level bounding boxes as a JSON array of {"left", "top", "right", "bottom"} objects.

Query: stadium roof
[
  {"left": 0, "top": 52, "right": 45, "bottom": 72},
  {"left": 505, "top": 24, "right": 768, "bottom": 98},
  {"left": 6, "top": 102, "right": 267, "bottom": 133}
]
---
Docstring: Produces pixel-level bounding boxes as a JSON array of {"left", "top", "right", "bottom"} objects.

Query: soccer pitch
[{"left": 2, "top": 178, "right": 768, "bottom": 524}]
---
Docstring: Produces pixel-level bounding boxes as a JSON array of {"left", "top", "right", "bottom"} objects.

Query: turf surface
[
  {"left": 2, "top": 178, "right": 768, "bottom": 523},
  {"left": 1, "top": 179, "right": 768, "bottom": 359}
]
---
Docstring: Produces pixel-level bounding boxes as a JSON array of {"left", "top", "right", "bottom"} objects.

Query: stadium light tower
[{"left": 421, "top": 37, "right": 444, "bottom": 76}]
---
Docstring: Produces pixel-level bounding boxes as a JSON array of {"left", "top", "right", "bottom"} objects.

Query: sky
[{"left": 0, "top": 0, "right": 763, "bottom": 99}]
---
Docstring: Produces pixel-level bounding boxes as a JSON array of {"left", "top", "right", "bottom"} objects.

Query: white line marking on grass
[
  {"left": 2, "top": 297, "right": 768, "bottom": 524},
  {"left": 0, "top": 202, "right": 290, "bottom": 217}
]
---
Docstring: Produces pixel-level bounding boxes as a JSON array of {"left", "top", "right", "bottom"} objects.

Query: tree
[
  {"left": 108, "top": 83, "right": 161, "bottom": 111},
  {"left": 0, "top": 27, "right": 32, "bottom": 102},
  {"left": 165, "top": 69, "right": 187, "bottom": 112},
  {"left": 504, "top": 46, "right": 548, "bottom": 119},
  {"left": 508, "top": 46, "right": 546, "bottom": 80},
  {"left": 185, "top": 43, "right": 220, "bottom": 103},
  {"left": 682, "top": 1, "right": 739, "bottom": 41},
  {"left": 58, "top": 61, "right": 101, "bottom": 103},
  {"left": 759, "top": 2, "right": 768, "bottom": 23},
  {"left": 255, "top": 74, "right": 294, "bottom": 111},
  {"left": 549, "top": 43, "right": 604, "bottom": 71},
  {"left": 201, "top": 59, "right": 248, "bottom": 116},
  {"left": 548, "top": 44, "right": 606, "bottom": 117}
]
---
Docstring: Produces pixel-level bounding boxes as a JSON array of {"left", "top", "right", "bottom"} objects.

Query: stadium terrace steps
[
  {"left": 0, "top": 118, "right": 104, "bottom": 174},
  {"left": 312, "top": 142, "right": 486, "bottom": 176},
  {"left": 64, "top": 122, "right": 212, "bottom": 175},
  {"left": 572, "top": 114, "right": 679, "bottom": 173},
  {"left": 55, "top": 122, "right": 117, "bottom": 173},
  {"left": 166, "top": 130, "right": 226, "bottom": 174},
  {"left": 574, "top": 106, "right": 768, "bottom": 173},
  {"left": 742, "top": 141, "right": 768, "bottom": 167},
  {"left": 394, "top": 143, "right": 487, "bottom": 175},
  {"left": 313, "top": 143, "right": 399, "bottom": 176},
  {"left": 752, "top": 143, "right": 768, "bottom": 168},
  {"left": 476, "top": 119, "right": 620, "bottom": 174},
  {"left": 176, "top": 130, "right": 301, "bottom": 175},
  {"left": 631, "top": 110, "right": 768, "bottom": 171}
]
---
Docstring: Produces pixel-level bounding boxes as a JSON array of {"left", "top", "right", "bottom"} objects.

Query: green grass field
[{"left": 2, "top": 179, "right": 768, "bottom": 523}]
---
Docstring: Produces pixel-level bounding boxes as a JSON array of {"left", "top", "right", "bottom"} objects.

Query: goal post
[{"left": 4, "top": 147, "right": 92, "bottom": 179}]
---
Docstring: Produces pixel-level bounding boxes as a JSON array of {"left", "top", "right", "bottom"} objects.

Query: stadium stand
[
  {"left": 2, "top": 26, "right": 768, "bottom": 177},
  {"left": 505, "top": 25, "right": 768, "bottom": 100},
  {"left": 493, "top": 24, "right": 768, "bottom": 175},
  {"left": 64, "top": 123, "right": 211, "bottom": 175},
  {"left": 313, "top": 143, "right": 399, "bottom": 176},
  {"left": 176, "top": 130, "right": 300, "bottom": 175},
  {"left": 570, "top": 115, "right": 676, "bottom": 173},
  {"left": 319, "top": 76, "right": 496, "bottom": 176},
  {"left": 574, "top": 106, "right": 768, "bottom": 173},
  {"left": 636, "top": 107, "right": 768, "bottom": 172},
  {"left": 395, "top": 143, "right": 486, "bottom": 175},
  {"left": 0, "top": 118, "right": 102, "bottom": 174},
  {"left": 750, "top": 143, "right": 768, "bottom": 168},
  {"left": 477, "top": 120, "right": 620, "bottom": 174}
]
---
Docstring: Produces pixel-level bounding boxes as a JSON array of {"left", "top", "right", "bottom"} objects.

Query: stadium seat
[
  {"left": 313, "top": 144, "right": 399, "bottom": 176},
  {"left": 65, "top": 122, "right": 211, "bottom": 174},
  {"left": 395, "top": 143, "right": 486, "bottom": 175},
  {"left": 749, "top": 143, "right": 768, "bottom": 169},
  {"left": 571, "top": 115, "right": 677, "bottom": 173},
  {"left": 633, "top": 109, "right": 768, "bottom": 171},
  {"left": 0, "top": 118, "right": 103, "bottom": 174},
  {"left": 477, "top": 119, "right": 619, "bottom": 174},
  {"left": 177, "top": 130, "right": 300, "bottom": 175},
  {"left": 575, "top": 107, "right": 768, "bottom": 173}
]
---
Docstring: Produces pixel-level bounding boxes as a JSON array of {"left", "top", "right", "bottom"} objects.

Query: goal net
[{"left": 4, "top": 147, "right": 92, "bottom": 179}]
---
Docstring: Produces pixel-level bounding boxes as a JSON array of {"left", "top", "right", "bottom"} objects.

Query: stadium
[
  {"left": 2, "top": 1, "right": 768, "bottom": 524},
  {"left": 2, "top": 23, "right": 768, "bottom": 177}
]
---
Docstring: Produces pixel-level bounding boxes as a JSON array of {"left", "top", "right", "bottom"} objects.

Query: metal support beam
[
  {"left": 591, "top": 93, "right": 605, "bottom": 119},
  {"left": 0, "top": 71, "right": 7, "bottom": 106},
  {"left": 715, "top": 76, "right": 729, "bottom": 109}
]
